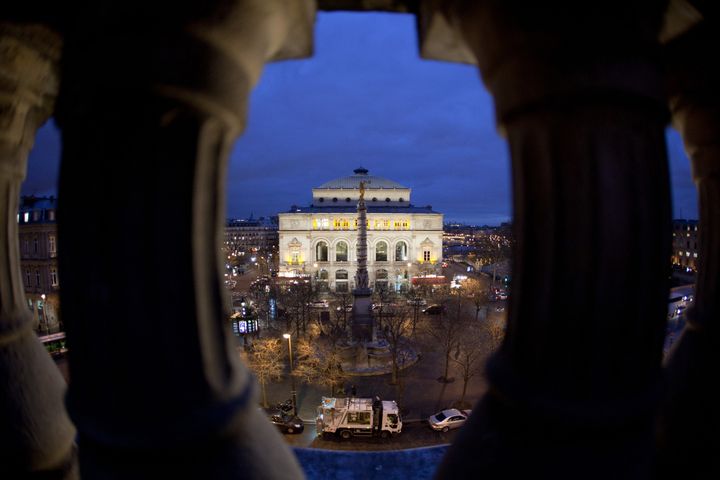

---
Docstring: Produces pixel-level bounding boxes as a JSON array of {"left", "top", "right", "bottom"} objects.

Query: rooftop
[
  {"left": 285, "top": 205, "right": 439, "bottom": 214},
  {"left": 316, "top": 167, "right": 408, "bottom": 190}
]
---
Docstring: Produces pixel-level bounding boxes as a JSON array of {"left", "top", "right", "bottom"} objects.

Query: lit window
[
  {"left": 693, "top": 253, "right": 698, "bottom": 258},
  {"left": 686, "top": 251, "right": 691, "bottom": 257},
  {"left": 395, "top": 241, "right": 408, "bottom": 261},
  {"left": 336, "top": 242, "right": 348, "bottom": 262},
  {"left": 50, "top": 268, "right": 58, "bottom": 286},
  {"left": 376, "top": 241, "right": 388, "bottom": 262},
  {"left": 24, "top": 212, "right": 29, "bottom": 222},
  {"left": 316, "top": 242, "right": 329, "bottom": 262}
]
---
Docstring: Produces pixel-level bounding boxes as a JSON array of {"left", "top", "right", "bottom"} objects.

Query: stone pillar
[
  {"left": 55, "top": 1, "right": 314, "bottom": 478},
  {"left": 427, "top": 2, "right": 671, "bottom": 478},
  {"left": 657, "top": 22, "right": 720, "bottom": 479},
  {"left": 0, "top": 23, "right": 76, "bottom": 478}
]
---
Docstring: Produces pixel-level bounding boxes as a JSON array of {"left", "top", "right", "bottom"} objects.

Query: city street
[{"left": 284, "top": 418, "right": 460, "bottom": 450}]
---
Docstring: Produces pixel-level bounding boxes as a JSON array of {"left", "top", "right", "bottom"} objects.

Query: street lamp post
[
  {"left": 40, "top": 293, "right": 48, "bottom": 334},
  {"left": 283, "top": 333, "right": 298, "bottom": 417}
]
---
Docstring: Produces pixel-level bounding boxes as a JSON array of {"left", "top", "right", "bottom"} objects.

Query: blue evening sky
[{"left": 23, "top": 12, "right": 698, "bottom": 225}]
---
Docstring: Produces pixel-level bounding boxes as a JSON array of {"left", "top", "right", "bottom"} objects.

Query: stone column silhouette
[
  {"left": 658, "top": 21, "right": 720, "bottom": 479},
  {"left": 0, "top": 22, "right": 76, "bottom": 478},
  {"left": 55, "top": 1, "right": 314, "bottom": 478},
  {"left": 433, "top": 2, "right": 671, "bottom": 478}
]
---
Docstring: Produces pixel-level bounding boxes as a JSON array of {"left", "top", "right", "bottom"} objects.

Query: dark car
[
  {"left": 422, "top": 304, "right": 444, "bottom": 315},
  {"left": 263, "top": 408, "right": 304, "bottom": 434}
]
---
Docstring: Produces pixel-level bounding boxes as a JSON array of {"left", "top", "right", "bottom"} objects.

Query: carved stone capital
[
  {"left": 57, "top": 0, "right": 315, "bottom": 137},
  {"left": 0, "top": 22, "right": 61, "bottom": 163},
  {"left": 422, "top": 1, "right": 669, "bottom": 123}
]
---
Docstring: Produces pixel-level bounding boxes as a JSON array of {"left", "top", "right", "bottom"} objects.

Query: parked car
[
  {"left": 422, "top": 304, "right": 444, "bottom": 315},
  {"left": 263, "top": 408, "right": 304, "bottom": 434},
  {"left": 370, "top": 303, "right": 399, "bottom": 316},
  {"left": 307, "top": 300, "right": 329, "bottom": 309},
  {"left": 428, "top": 408, "right": 472, "bottom": 432},
  {"left": 406, "top": 298, "right": 427, "bottom": 307}
]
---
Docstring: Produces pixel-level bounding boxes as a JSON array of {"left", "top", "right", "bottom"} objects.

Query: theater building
[{"left": 278, "top": 168, "right": 443, "bottom": 292}]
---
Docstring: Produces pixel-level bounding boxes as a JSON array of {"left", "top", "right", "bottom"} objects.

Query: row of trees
[{"left": 241, "top": 274, "right": 504, "bottom": 409}]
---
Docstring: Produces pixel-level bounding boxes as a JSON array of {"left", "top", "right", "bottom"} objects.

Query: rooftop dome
[{"left": 317, "top": 167, "right": 407, "bottom": 189}]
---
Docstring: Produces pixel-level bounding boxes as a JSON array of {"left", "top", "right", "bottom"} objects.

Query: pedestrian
[{"left": 351, "top": 385, "right": 357, "bottom": 397}]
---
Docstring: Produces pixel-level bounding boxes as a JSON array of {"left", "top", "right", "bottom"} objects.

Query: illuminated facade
[
  {"left": 18, "top": 196, "right": 61, "bottom": 334},
  {"left": 278, "top": 168, "right": 443, "bottom": 292},
  {"left": 671, "top": 219, "right": 699, "bottom": 271}
]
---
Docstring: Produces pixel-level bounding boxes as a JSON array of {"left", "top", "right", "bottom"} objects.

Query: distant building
[
  {"left": 278, "top": 167, "right": 443, "bottom": 292},
  {"left": 224, "top": 216, "right": 279, "bottom": 257},
  {"left": 18, "top": 196, "right": 61, "bottom": 333},
  {"left": 672, "top": 219, "right": 699, "bottom": 271}
]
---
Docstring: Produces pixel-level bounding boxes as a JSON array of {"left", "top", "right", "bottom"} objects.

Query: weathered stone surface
[{"left": 0, "top": 21, "right": 76, "bottom": 479}]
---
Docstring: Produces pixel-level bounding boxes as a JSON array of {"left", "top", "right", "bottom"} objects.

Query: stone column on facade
[
  {"left": 55, "top": 1, "right": 314, "bottom": 478},
  {"left": 0, "top": 22, "right": 76, "bottom": 478},
  {"left": 657, "top": 21, "right": 720, "bottom": 479},
  {"left": 421, "top": 2, "right": 671, "bottom": 478}
]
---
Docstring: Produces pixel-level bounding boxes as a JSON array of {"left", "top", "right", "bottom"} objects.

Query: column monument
[{"left": 351, "top": 180, "right": 374, "bottom": 341}]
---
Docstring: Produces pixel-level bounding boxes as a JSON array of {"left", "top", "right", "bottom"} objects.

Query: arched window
[
  {"left": 336, "top": 241, "right": 348, "bottom": 262},
  {"left": 395, "top": 241, "right": 408, "bottom": 261},
  {"left": 316, "top": 269, "right": 329, "bottom": 291},
  {"left": 375, "top": 241, "right": 388, "bottom": 262},
  {"left": 316, "top": 241, "right": 328, "bottom": 262},
  {"left": 335, "top": 270, "right": 349, "bottom": 293},
  {"left": 375, "top": 269, "right": 388, "bottom": 292}
]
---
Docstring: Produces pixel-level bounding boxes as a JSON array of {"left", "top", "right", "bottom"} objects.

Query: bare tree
[
  {"left": 452, "top": 330, "right": 486, "bottom": 407},
  {"left": 382, "top": 306, "right": 414, "bottom": 385},
  {"left": 423, "top": 290, "right": 469, "bottom": 383},
  {"left": 329, "top": 291, "right": 354, "bottom": 337},
  {"left": 463, "top": 277, "right": 490, "bottom": 321},
  {"left": 403, "top": 286, "right": 426, "bottom": 335},
  {"left": 242, "top": 337, "right": 284, "bottom": 408},
  {"left": 248, "top": 279, "right": 276, "bottom": 329},
  {"left": 277, "top": 281, "right": 315, "bottom": 338},
  {"left": 294, "top": 338, "right": 349, "bottom": 397},
  {"left": 371, "top": 287, "right": 396, "bottom": 333}
]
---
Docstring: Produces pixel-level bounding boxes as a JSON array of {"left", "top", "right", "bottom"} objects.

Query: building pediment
[{"left": 420, "top": 237, "right": 434, "bottom": 247}]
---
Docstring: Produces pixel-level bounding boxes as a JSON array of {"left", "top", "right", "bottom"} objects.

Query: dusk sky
[{"left": 23, "top": 12, "right": 698, "bottom": 225}]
